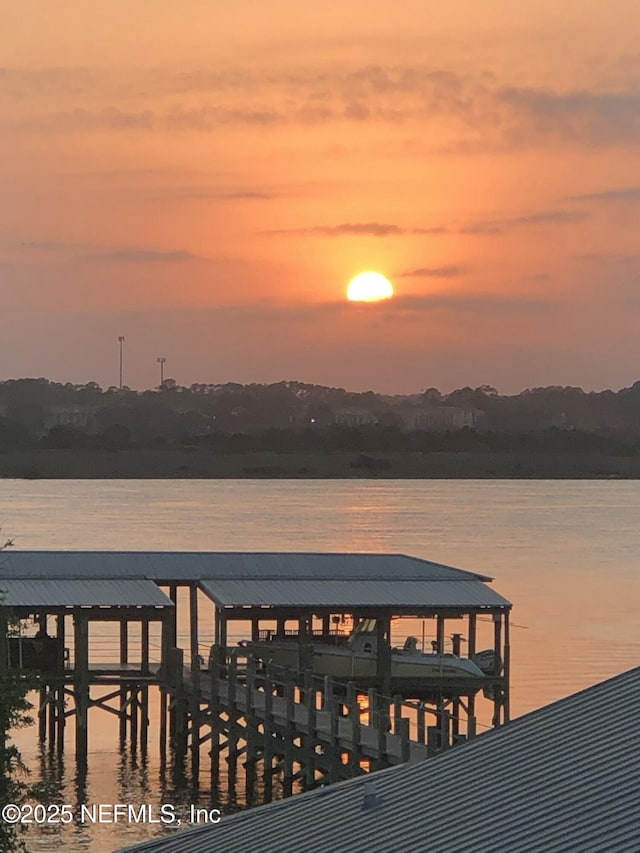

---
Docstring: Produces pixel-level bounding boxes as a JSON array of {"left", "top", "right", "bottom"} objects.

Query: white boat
[{"left": 243, "top": 618, "right": 497, "bottom": 699}]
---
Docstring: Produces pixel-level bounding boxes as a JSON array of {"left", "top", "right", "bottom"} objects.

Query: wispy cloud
[
  {"left": 0, "top": 239, "right": 205, "bottom": 265},
  {"left": 267, "top": 222, "right": 448, "bottom": 237},
  {"left": 495, "top": 86, "right": 640, "bottom": 146},
  {"left": 13, "top": 106, "right": 284, "bottom": 133},
  {"left": 5, "top": 63, "right": 640, "bottom": 149},
  {"left": 461, "top": 209, "right": 587, "bottom": 235},
  {"left": 145, "top": 187, "right": 274, "bottom": 201},
  {"left": 84, "top": 248, "right": 200, "bottom": 264},
  {"left": 5, "top": 62, "right": 640, "bottom": 148},
  {"left": 0, "top": 239, "right": 78, "bottom": 252},
  {"left": 398, "top": 265, "right": 465, "bottom": 278},
  {"left": 390, "top": 292, "right": 553, "bottom": 314},
  {"left": 267, "top": 210, "right": 585, "bottom": 240},
  {"left": 567, "top": 186, "right": 640, "bottom": 203},
  {"left": 139, "top": 291, "right": 554, "bottom": 322},
  {"left": 575, "top": 252, "right": 640, "bottom": 266}
]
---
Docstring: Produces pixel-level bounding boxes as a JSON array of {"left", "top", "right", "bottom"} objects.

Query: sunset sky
[{"left": 2, "top": 1, "right": 640, "bottom": 394}]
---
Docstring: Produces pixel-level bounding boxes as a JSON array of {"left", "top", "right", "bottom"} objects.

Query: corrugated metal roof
[
  {"left": 0, "top": 578, "right": 174, "bottom": 608},
  {"left": 200, "top": 578, "right": 509, "bottom": 608},
  {"left": 118, "top": 665, "right": 640, "bottom": 853},
  {"left": 0, "top": 551, "right": 494, "bottom": 583}
]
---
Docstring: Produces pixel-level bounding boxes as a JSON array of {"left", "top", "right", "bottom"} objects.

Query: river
[{"left": 1, "top": 479, "right": 638, "bottom": 852}]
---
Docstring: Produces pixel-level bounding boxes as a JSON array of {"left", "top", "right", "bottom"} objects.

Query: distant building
[
  {"left": 334, "top": 407, "right": 378, "bottom": 427},
  {"left": 402, "top": 405, "right": 476, "bottom": 431},
  {"left": 43, "top": 405, "right": 98, "bottom": 433}
]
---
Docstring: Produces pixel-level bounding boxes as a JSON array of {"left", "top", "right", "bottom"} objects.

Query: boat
[{"left": 242, "top": 617, "right": 498, "bottom": 699}]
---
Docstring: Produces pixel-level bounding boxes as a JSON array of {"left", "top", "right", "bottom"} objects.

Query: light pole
[
  {"left": 118, "top": 336, "right": 125, "bottom": 389},
  {"left": 157, "top": 357, "right": 166, "bottom": 388}
]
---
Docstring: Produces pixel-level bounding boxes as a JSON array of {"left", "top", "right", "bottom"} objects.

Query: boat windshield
[{"left": 354, "top": 618, "right": 376, "bottom": 636}]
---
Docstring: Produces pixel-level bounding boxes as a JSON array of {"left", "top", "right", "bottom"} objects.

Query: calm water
[{"left": 2, "top": 479, "right": 639, "bottom": 852}]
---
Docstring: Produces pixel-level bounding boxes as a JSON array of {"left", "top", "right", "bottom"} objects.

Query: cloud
[
  {"left": 145, "top": 187, "right": 274, "bottom": 201},
  {"left": 84, "top": 248, "right": 200, "bottom": 264},
  {"left": 12, "top": 106, "right": 284, "bottom": 133},
  {"left": 4, "top": 62, "right": 640, "bottom": 149},
  {"left": 495, "top": 86, "right": 640, "bottom": 145},
  {"left": 0, "top": 239, "right": 208, "bottom": 266},
  {"left": 268, "top": 222, "right": 448, "bottom": 237},
  {"left": 0, "top": 239, "right": 77, "bottom": 252},
  {"left": 268, "top": 210, "right": 585, "bottom": 241},
  {"left": 106, "top": 291, "right": 553, "bottom": 325},
  {"left": 461, "top": 209, "right": 587, "bottom": 235},
  {"left": 398, "top": 265, "right": 465, "bottom": 278},
  {"left": 215, "top": 191, "right": 272, "bottom": 199},
  {"left": 567, "top": 186, "right": 640, "bottom": 203},
  {"left": 216, "top": 291, "right": 553, "bottom": 320},
  {"left": 574, "top": 252, "right": 640, "bottom": 268},
  {"left": 389, "top": 292, "right": 553, "bottom": 314}
]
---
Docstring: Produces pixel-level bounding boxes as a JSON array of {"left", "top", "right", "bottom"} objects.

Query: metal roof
[
  {"left": 119, "top": 665, "right": 640, "bottom": 853},
  {"left": 0, "top": 578, "right": 174, "bottom": 608},
  {"left": 0, "top": 551, "right": 494, "bottom": 583},
  {"left": 199, "top": 578, "right": 509, "bottom": 608}
]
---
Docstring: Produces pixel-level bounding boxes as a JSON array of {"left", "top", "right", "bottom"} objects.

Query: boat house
[{"left": 0, "top": 550, "right": 511, "bottom": 770}]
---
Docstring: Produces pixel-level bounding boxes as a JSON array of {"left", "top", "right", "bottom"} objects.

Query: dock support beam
[
  {"left": 503, "top": 611, "right": 511, "bottom": 723},
  {"left": 74, "top": 613, "right": 89, "bottom": 765},
  {"left": 189, "top": 585, "right": 199, "bottom": 667},
  {"left": 56, "top": 614, "right": 65, "bottom": 754},
  {"left": 375, "top": 616, "right": 392, "bottom": 698},
  {"left": 493, "top": 611, "right": 503, "bottom": 727}
]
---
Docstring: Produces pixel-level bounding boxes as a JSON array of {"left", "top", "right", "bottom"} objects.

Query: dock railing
[{"left": 184, "top": 645, "right": 475, "bottom": 766}]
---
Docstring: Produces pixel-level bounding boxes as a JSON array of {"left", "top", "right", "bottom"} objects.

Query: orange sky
[{"left": 2, "top": 1, "right": 640, "bottom": 393}]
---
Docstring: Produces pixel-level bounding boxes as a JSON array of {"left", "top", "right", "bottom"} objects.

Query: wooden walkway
[
  {"left": 202, "top": 673, "right": 429, "bottom": 765},
  {"left": 165, "top": 649, "right": 445, "bottom": 789}
]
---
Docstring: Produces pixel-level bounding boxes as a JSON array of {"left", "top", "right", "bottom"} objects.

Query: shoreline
[{"left": 1, "top": 448, "right": 639, "bottom": 479}]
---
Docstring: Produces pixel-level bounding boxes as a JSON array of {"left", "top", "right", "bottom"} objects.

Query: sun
[{"left": 347, "top": 271, "right": 394, "bottom": 302}]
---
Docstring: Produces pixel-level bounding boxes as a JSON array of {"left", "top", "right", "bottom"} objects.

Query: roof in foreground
[
  {"left": 119, "top": 665, "right": 640, "bottom": 853},
  {"left": 0, "top": 578, "right": 174, "bottom": 608},
  {"left": 0, "top": 551, "right": 494, "bottom": 583}
]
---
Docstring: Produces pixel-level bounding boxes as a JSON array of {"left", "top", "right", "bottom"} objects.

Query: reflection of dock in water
[{"left": 0, "top": 550, "right": 511, "bottom": 795}]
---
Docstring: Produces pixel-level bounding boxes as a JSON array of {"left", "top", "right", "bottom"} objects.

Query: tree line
[{"left": 2, "top": 377, "right": 640, "bottom": 451}]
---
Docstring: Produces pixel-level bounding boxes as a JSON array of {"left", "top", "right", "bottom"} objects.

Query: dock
[{"left": 0, "top": 551, "right": 512, "bottom": 796}]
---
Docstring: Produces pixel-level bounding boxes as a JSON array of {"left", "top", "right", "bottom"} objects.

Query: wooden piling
[
  {"left": 417, "top": 702, "right": 426, "bottom": 745},
  {"left": 130, "top": 687, "right": 139, "bottom": 755},
  {"left": 226, "top": 654, "right": 238, "bottom": 791},
  {"left": 493, "top": 612, "right": 503, "bottom": 727},
  {"left": 56, "top": 614, "right": 65, "bottom": 755},
  {"left": 303, "top": 671, "right": 316, "bottom": 789},
  {"left": 48, "top": 689, "right": 57, "bottom": 750},
  {"left": 209, "top": 654, "right": 221, "bottom": 790},
  {"left": 283, "top": 678, "right": 295, "bottom": 797},
  {"left": 399, "top": 717, "right": 410, "bottom": 763},
  {"left": 263, "top": 676, "right": 274, "bottom": 802},
  {"left": 119, "top": 620, "right": 128, "bottom": 745},
  {"left": 503, "top": 611, "right": 511, "bottom": 723},
  {"left": 140, "top": 620, "right": 150, "bottom": 756},
  {"left": 347, "top": 682, "right": 360, "bottom": 775},
  {"left": 244, "top": 654, "right": 258, "bottom": 804},
  {"left": 74, "top": 614, "right": 89, "bottom": 765},
  {"left": 159, "top": 688, "right": 168, "bottom": 767},
  {"left": 38, "top": 688, "right": 47, "bottom": 741},
  {"left": 190, "top": 652, "right": 201, "bottom": 783}
]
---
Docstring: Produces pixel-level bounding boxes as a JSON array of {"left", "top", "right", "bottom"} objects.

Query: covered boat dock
[{"left": 0, "top": 550, "right": 511, "bottom": 778}]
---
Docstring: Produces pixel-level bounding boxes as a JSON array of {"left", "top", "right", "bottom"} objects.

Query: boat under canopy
[{"left": 244, "top": 617, "right": 499, "bottom": 700}]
